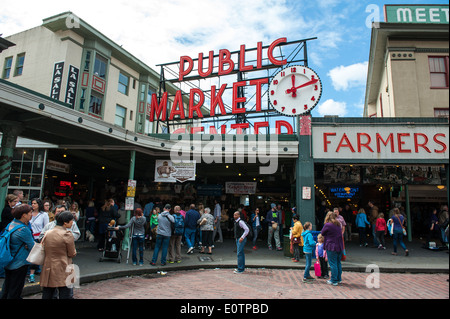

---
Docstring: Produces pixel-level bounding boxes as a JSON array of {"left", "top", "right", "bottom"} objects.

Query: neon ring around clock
[{"left": 269, "top": 65, "right": 322, "bottom": 116}]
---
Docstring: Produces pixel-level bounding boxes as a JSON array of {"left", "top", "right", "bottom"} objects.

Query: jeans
[
  {"left": 152, "top": 235, "right": 170, "bottom": 264},
  {"left": 358, "top": 227, "right": 367, "bottom": 245},
  {"left": 132, "top": 235, "right": 145, "bottom": 264},
  {"left": 236, "top": 237, "right": 247, "bottom": 272},
  {"left": 268, "top": 225, "right": 280, "bottom": 248},
  {"left": 392, "top": 230, "right": 407, "bottom": 253},
  {"left": 303, "top": 252, "right": 312, "bottom": 278},
  {"left": 252, "top": 226, "right": 261, "bottom": 246},
  {"left": 185, "top": 228, "right": 196, "bottom": 249},
  {"left": 327, "top": 250, "right": 343, "bottom": 284},
  {"left": 371, "top": 223, "right": 379, "bottom": 246}
]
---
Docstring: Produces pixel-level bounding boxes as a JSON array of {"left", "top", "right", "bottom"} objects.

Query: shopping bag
[{"left": 314, "top": 260, "right": 321, "bottom": 277}]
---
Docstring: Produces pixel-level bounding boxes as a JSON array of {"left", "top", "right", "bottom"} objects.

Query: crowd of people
[{"left": 1, "top": 188, "right": 449, "bottom": 298}]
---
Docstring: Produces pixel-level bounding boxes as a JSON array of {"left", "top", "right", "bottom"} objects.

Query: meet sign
[{"left": 384, "top": 5, "right": 449, "bottom": 24}]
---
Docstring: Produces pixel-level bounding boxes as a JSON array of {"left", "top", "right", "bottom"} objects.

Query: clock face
[{"left": 269, "top": 65, "right": 322, "bottom": 116}]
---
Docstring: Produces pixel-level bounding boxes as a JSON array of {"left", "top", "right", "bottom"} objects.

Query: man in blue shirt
[
  {"left": 184, "top": 204, "right": 200, "bottom": 254},
  {"left": 266, "top": 203, "right": 282, "bottom": 250}
]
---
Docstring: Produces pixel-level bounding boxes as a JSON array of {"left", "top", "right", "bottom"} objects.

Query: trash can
[{"left": 283, "top": 235, "right": 293, "bottom": 257}]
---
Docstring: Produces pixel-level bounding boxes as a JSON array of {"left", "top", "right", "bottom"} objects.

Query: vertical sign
[
  {"left": 65, "top": 65, "right": 79, "bottom": 108},
  {"left": 50, "top": 61, "right": 64, "bottom": 100}
]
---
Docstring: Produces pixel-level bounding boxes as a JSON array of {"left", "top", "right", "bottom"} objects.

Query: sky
[{"left": 0, "top": 0, "right": 448, "bottom": 122}]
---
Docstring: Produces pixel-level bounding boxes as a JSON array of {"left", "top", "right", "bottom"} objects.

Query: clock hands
[
  {"left": 291, "top": 75, "right": 297, "bottom": 97},
  {"left": 286, "top": 78, "right": 319, "bottom": 95}
]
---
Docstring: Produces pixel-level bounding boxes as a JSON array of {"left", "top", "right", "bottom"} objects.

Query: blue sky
[{"left": 1, "top": 0, "right": 448, "bottom": 124}]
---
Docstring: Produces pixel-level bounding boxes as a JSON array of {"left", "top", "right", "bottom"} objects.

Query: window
[
  {"left": 429, "top": 56, "right": 449, "bottom": 88},
  {"left": 89, "top": 93, "right": 103, "bottom": 116},
  {"left": 84, "top": 51, "right": 91, "bottom": 72},
  {"left": 118, "top": 72, "right": 129, "bottom": 95},
  {"left": 3, "top": 57, "right": 13, "bottom": 79},
  {"left": 93, "top": 54, "right": 107, "bottom": 78},
  {"left": 434, "top": 108, "right": 449, "bottom": 118},
  {"left": 115, "top": 104, "right": 126, "bottom": 127},
  {"left": 14, "top": 53, "right": 25, "bottom": 76}
]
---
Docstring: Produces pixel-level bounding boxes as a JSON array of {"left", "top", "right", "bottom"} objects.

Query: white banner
[
  {"left": 154, "top": 160, "right": 196, "bottom": 183},
  {"left": 313, "top": 125, "right": 449, "bottom": 160}
]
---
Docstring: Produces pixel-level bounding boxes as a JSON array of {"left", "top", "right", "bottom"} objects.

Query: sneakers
[
  {"left": 276, "top": 247, "right": 283, "bottom": 251},
  {"left": 233, "top": 269, "right": 244, "bottom": 274},
  {"left": 302, "top": 276, "right": 315, "bottom": 282},
  {"left": 252, "top": 246, "right": 258, "bottom": 250},
  {"left": 187, "top": 247, "right": 194, "bottom": 254},
  {"left": 28, "top": 274, "right": 35, "bottom": 283},
  {"left": 326, "top": 280, "right": 338, "bottom": 286}
]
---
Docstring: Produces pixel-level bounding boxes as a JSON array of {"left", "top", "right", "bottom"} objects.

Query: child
[
  {"left": 290, "top": 215, "right": 304, "bottom": 262},
  {"left": 375, "top": 213, "right": 387, "bottom": 249},
  {"left": 315, "top": 234, "right": 329, "bottom": 279},
  {"left": 301, "top": 222, "right": 316, "bottom": 282}
]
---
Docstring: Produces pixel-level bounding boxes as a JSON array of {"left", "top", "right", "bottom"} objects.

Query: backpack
[
  {"left": 0, "top": 223, "right": 26, "bottom": 270},
  {"left": 245, "top": 221, "right": 254, "bottom": 240},
  {"left": 173, "top": 214, "right": 185, "bottom": 236}
]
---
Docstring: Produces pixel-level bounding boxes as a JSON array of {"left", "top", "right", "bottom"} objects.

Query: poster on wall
[{"left": 154, "top": 160, "right": 196, "bottom": 183}]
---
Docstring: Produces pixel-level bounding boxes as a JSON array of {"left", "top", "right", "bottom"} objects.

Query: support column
[
  {"left": 122, "top": 150, "right": 136, "bottom": 251},
  {"left": 405, "top": 184, "right": 412, "bottom": 242},
  {"left": 296, "top": 115, "right": 315, "bottom": 229},
  {"left": 0, "top": 122, "right": 22, "bottom": 218}
]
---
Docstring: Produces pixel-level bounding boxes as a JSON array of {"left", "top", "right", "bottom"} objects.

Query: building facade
[
  {"left": 364, "top": 4, "right": 449, "bottom": 118},
  {"left": 0, "top": 12, "right": 191, "bottom": 135}
]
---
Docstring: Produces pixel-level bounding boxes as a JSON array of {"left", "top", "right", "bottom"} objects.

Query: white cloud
[
  {"left": 327, "top": 61, "right": 368, "bottom": 91},
  {"left": 317, "top": 99, "right": 348, "bottom": 117}
]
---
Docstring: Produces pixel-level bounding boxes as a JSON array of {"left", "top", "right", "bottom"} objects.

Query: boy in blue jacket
[{"left": 301, "top": 222, "right": 316, "bottom": 282}]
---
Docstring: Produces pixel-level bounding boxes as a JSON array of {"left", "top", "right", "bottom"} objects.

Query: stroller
[{"left": 99, "top": 220, "right": 124, "bottom": 263}]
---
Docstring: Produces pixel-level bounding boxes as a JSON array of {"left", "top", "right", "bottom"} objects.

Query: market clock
[{"left": 269, "top": 65, "right": 322, "bottom": 116}]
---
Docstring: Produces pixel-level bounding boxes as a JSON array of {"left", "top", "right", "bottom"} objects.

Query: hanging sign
[
  {"left": 225, "top": 182, "right": 257, "bottom": 194},
  {"left": 50, "top": 61, "right": 64, "bottom": 100},
  {"left": 65, "top": 65, "right": 79, "bottom": 108},
  {"left": 154, "top": 160, "right": 196, "bottom": 183}
]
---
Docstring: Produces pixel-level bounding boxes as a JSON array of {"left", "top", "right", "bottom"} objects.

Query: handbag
[
  {"left": 396, "top": 216, "right": 407, "bottom": 236},
  {"left": 314, "top": 260, "right": 321, "bottom": 277},
  {"left": 26, "top": 242, "right": 45, "bottom": 265},
  {"left": 292, "top": 236, "right": 301, "bottom": 244},
  {"left": 272, "top": 222, "right": 278, "bottom": 230}
]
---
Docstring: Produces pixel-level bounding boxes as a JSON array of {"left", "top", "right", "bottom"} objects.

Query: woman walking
[
  {"left": 391, "top": 208, "right": 409, "bottom": 256},
  {"left": 321, "top": 211, "right": 344, "bottom": 286}
]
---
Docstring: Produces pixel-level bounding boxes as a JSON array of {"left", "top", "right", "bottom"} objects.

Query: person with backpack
[
  {"left": 198, "top": 207, "right": 214, "bottom": 255},
  {"left": 0, "top": 204, "right": 35, "bottom": 299},
  {"left": 168, "top": 205, "right": 184, "bottom": 263}
]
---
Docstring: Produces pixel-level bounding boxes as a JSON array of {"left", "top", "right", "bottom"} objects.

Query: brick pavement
[{"left": 25, "top": 268, "right": 449, "bottom": 299}]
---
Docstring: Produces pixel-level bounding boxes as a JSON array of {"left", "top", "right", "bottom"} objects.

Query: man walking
[
  {"left": 233, "top": 211, "right": 249, "bottom": 274},
  {"left": 184, "top": 204, "right": 200, "bottom": 254},
  {"left": 212, "top": 199, "right": 223, "bottom": 243},
  {"left": 368, "top": 200, "right": 379, "bottom": 247}
]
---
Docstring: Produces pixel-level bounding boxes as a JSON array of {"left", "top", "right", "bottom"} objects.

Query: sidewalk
[{"left": 2, "top": 236, "right": 449, "bottom": 297}]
